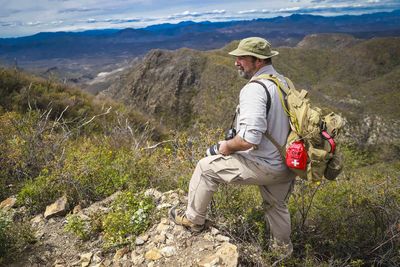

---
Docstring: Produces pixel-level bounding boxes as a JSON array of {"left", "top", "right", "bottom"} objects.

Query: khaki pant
[{"left": 185, "top": 153, "right": 295, "bottom": 246}]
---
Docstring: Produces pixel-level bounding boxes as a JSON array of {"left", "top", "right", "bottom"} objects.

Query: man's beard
[{"left": 238, "top": 69, "right": 252, "bottom": 80}]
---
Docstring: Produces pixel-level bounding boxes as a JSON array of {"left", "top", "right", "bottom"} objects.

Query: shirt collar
[{"left": 253, "top": 65, "right": 278, "bottom": 78}]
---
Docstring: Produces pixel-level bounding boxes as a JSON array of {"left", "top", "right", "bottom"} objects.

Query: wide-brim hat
[{"left": 229, "top": 37, "right": 279, "bottom": 59}]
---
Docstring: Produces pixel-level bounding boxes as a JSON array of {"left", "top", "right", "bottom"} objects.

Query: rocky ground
[{"left": 1, "top": 189, "right": 239, "bottom": 267}]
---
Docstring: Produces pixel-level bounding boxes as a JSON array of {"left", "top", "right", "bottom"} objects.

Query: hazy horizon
[{"left": 1, "top": 0, "right": 400, "bottom": 38}]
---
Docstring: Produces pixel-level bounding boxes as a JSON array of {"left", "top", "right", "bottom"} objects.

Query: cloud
[
  {"left": 167, "top": 9, "right": 226, "bottom": 20},
  {"left": 59, "top": 7, "right": 102, "bottom": 14},
  {"left": 237, "top": 2, "right": 400, "bottom": 16}
]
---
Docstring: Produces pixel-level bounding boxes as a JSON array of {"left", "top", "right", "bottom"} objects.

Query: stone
[
  {"left": 31, "top": 214, "right": 44, "bottom": 227},
  {"left": 210, "top": 227, "right": 220, "bottom": 236},
  {"left": 144, "top": 248, "right": 162, "bottom": 261},
  {"left": 44, "top": 195, "right": 68, "bottom": 219},
  {"left": 215, "top": 234, "right": 230, "bottom": 242},
  {"left": 34, "top": 229, "right": 45, "bottom": 240},
  {"left": 92, "top": 251, "right": 102, "bottom": 264},
  {"left": 215, "top": 242, "right": 238, "bottom": 267},
  {"left": 131, "top": 252, "right": 144, "bottom": 265},
  {"left": 203, "top": 233, "right": 214, "bottom": 242},
  {"left": 153, "top": 233, "right": 166, "bottom": 244},
  {"left": 157, "top": 203, "right": 172, "bottom": 210},
  {"left": 198, "top": 255, "right": 221, "bottom": 267},
  {"left": 80, "top": 252, "right": 93, "bottom": 267},
  {"left": 113, "top": 247, "right": 129, "bottom": 261},
  {"left": 102, "top": 259, "right": 112, "bottom": 266},
  {"left": 160, "top": 246, "right": 176, "bottom": 257},
  {"left": 135, "top": 237, "right": 146, "bottom": 246},
  {"left": 0, "top": 197, "right": 17, "bottom": 210},
  {"left": 144, "top": 189, "right": 162, "bottom": 201},
  {"left": 156, "top": 222, "right": 169, "bottom": 232},
  {"left": 73, "top": 204, "right": 82, "bottom": 214}
]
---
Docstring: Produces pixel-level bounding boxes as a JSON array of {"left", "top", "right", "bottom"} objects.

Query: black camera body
[{"left": 225, "top": 128, "right": 237, "bottom": 140}]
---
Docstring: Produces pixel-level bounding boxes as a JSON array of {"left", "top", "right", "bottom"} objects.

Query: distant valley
[{"left": 0, "top": 10, "right": 399, "bottom": 90}]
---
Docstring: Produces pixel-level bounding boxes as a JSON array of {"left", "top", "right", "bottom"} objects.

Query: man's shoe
[
  {"left": 169, "top": 206, "right": 204, "bottom": 233},
  {"left": 269, "top": 239, "right": 293, "bottom": 267}
]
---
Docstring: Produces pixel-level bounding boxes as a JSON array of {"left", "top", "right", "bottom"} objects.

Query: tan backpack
[{"left": 255, "top": 74, "right": 345, "bottom": 182}]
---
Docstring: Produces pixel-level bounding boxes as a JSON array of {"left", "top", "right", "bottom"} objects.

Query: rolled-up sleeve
[{"left": 236, "top": 83, "right": 268, "bottom": 145}]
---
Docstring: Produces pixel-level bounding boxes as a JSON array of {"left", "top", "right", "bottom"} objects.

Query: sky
[{"left": 0, "top": 0, "right": 399, "bottom": 38}]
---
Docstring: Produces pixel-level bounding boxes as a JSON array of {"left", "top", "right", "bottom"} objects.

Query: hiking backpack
[{"left": 252, "top": 74, "right": 345, "bottom": 182}]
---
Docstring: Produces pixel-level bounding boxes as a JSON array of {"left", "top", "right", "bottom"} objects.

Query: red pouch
[{"left": 286, "top": 140, "right": 307, "bottom": 170}]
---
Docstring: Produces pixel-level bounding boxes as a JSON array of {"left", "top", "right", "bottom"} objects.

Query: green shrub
[
  {"left": 0, "top": 210, "right": 35, "bottom": 264},
  {"left": 17, "top": 138, "right": 156, "bottom": 212},
  {"left": 64, "top": 214, "right": 91, "bottom": 241},
  {"left": 102, "top": 191, "right": 154, "bottom": 247},
  {"left": 290, "top": 161, "right": 400, "bottom": 266}
]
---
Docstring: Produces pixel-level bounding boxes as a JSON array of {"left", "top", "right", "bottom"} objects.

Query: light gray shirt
[{"left": 235, "top": 65, "right": 290, "bottom": 172}]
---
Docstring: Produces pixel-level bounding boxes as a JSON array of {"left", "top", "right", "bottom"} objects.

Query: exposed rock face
[
  {"left": 340, "top": 115, "right": 400, "bottom": 146},
  {"left": 104, "top": 48, "right": 208, "bottom": 128}
]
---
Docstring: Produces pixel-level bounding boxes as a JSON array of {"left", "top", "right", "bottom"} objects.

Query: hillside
[{"left": 102, "top": 35, "right": 400, "bottom": 151}]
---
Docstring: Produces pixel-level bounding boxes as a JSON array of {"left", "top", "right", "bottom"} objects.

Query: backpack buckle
[{"left": 321, "top": 130, "right": 336, "bottom": 153}]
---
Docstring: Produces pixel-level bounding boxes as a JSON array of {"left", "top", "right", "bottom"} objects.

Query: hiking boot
[
  {"left": 269, "top": 239, "right": 293, "bottom": 267},
  {"left": 169, "top": 206, "right": 204, "bottom": 233}
]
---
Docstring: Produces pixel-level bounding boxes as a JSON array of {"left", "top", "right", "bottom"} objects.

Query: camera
[{"left": 225, "top": 128, "right": 237, "bottom": 140}]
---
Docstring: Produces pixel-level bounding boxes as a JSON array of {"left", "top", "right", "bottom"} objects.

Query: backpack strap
[
  {"left": 251, "top": 74, "right": 289, "bottom": 159},
  {"left": 248, "top": 80, "right": 271, "bottom": 118}
]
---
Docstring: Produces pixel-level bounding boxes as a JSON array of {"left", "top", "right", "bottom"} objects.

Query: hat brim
[{"left": 228, "top": 48, "right": 279, "bottom": 59}]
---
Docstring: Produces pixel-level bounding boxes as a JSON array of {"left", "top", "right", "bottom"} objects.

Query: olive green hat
[{"left": 228, "top": 37, "right": 279, "bottom": 59}]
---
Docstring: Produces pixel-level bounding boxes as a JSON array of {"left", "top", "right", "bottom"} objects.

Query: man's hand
[{"left": 218, "top": 135, "right": 254, "bottom": 155}]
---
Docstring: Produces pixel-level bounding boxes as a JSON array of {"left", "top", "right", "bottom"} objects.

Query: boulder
[{"left": 44, "top": 195, "right": 68, "bottom": 219}]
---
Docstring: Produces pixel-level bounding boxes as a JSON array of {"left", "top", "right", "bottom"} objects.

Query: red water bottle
[{"left": 286, "top": 140, "right": 307, "bottom": 170}]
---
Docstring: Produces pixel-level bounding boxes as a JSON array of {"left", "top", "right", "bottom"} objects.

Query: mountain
[
  {"left": 102, "top": 34, "right": 400, "bottom": 149},
  {"left": 0, "top": 10, "right": 399, "bottom": 88}
]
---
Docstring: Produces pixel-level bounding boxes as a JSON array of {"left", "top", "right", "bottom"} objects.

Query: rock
[
  {"left": 144, "top": 189, "right": 163, "bottom": 202},
  {"left": 144, "top": 248, "right": 162, "bottom": 261},
  {"left": 0, "top": 197, "right": 17, "bottom": 210},
  {"left": 198, "top": 255, "right": 221, "bottom": 267},
  {"left": 91, "top": 251, "right": 103, "bottom": 264},
  {"left": 215, "top": 242, "right": 238, "bottom": 267},
  {"left": 135, "top": 237, "right": 146, "bottom": 246},
  {"left": 152, "top": 233, "right": 166, "bottom": 244},
  {"left": 203, "top": 233, "right": 214, "bottom": 242},
  {"left": 73, "top": 204, "right": 82, "bottom": 214},
  {"left": 113, "top": 247, "right": 129, "bottom": 261},
  {"left": 44, "top": 195, "right": 68, "bottom": 219},
  {"left": 131, "top": 252, "right": 144, "bottom": 265},
  {"left": 102, "top": 259, "right": 112, "bottom": 266},
  {"left": 156, "top": 203, "right": 172, "bottom": 210},
  {"left": 160, "top": 246, "right": 176, "bottom": 257},
  {"left": 210, "top": 227, "right": 220, "bottom": 236},
  {"left": 215, "top": 234, "right": 230, "bottom": 242},
  {"left": 156, "top": 222, "right": 170, "bottom": 232},
  {"left": 80, "top": 252, "right": 93, "bottom": 267}
]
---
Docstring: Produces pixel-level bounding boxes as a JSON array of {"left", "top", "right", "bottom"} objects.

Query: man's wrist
[{"left": 219, "top": 140, "right": 230, "bottom": 155}]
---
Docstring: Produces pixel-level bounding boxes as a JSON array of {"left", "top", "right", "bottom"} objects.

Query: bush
[
  {"left": 290, "top": 161, "right": 400, "bottom": 266},
  {"left": 0, "top": 210, "right": 35, "bottom": 264},
  {"left": 64, "top": 214, "right": 91, "bottom": 241},
  {"left": 102, "top": 191, "right": 154, "bottom": 247},
  {"left": 18, "top": 138, "right": 156, "bottom": 213}
]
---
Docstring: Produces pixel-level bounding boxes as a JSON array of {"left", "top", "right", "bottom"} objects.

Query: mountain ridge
[{"left": 101, "top": 35, "right": 400, "bottom": 149}]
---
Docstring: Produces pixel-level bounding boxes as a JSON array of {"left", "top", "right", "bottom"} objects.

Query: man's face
[{"left": 235, "top": 56, "right": 258, "bottom": 80}]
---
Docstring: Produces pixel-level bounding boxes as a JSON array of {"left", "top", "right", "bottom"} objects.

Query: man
[{"left": 169, "top": 37, "right": 296, "bottom": 255}]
